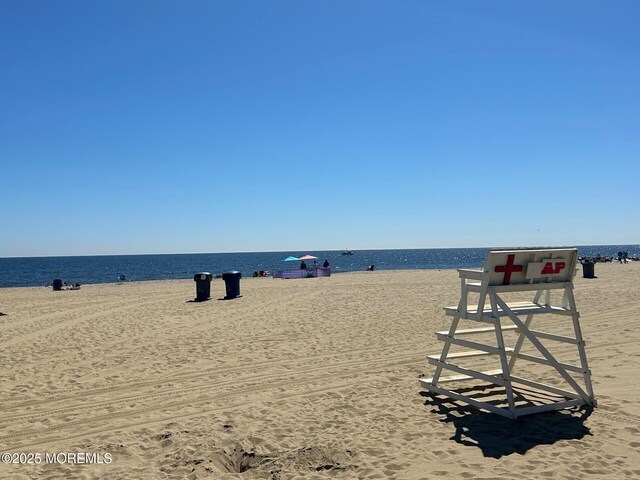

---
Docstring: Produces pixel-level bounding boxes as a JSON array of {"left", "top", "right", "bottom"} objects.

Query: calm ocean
[{"left": 0, "top": 245, "right": 637, "bottom": 288}]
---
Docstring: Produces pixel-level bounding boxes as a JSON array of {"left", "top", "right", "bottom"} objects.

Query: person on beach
[
  {"left": 323, "top": 259, "right": 330, "bottom": 267},
  {"left": 300, "top": 261, "right": 307, "bottom": 269}
]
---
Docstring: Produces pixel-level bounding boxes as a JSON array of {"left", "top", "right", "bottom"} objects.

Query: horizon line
[{"left": 1, "top": 242, "right": 637, "bottom": 260}]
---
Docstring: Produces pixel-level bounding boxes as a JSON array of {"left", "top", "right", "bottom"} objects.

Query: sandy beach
[{"left": 1, "top": 264, "right": 639, "bottom": 479}]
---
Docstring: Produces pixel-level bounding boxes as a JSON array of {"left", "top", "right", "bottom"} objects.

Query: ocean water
[{"left": 0, "top": 245, "right": 637, "bottom": 288}]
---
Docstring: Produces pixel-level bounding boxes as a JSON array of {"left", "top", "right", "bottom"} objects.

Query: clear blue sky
[{"left": 1, "top": 1, "right": 638, "bottom": 257}]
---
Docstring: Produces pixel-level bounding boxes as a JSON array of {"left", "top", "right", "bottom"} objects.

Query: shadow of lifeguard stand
[{"left": 420, "top": 248, "right": 596, "bottom": 419}]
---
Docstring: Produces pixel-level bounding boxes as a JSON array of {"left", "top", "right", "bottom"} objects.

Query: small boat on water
[{"left": 341, "top": 249, "right": 354, "bottom": 255}]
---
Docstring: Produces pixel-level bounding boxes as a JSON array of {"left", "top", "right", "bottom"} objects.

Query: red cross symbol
[{"left": 495, "top": 254, "right": 524, "bottom": 285}]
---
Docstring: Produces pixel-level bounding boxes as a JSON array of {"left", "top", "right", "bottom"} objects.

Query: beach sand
[{"left": 1, "top": 264, "right": 639, "bottom": 479}]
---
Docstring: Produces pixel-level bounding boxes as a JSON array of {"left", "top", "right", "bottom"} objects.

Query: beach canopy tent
[
  {"left": 282, "top": 254, "right": 318, "bottom": 262},
  {"left": 274, "top": 254, "right": 330, "bottom": 279}
]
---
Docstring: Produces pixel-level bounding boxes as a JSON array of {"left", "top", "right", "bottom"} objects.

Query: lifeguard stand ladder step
[{"left": 419, "top": 248, "right": 596, "bottom": 420}]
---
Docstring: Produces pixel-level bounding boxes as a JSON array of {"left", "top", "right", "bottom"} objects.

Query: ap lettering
[{"left": 541, "top": 261, "right": 566, "bottom": 275}]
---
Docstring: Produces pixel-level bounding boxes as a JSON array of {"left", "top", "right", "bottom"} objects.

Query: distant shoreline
[
  {"left": 1, "top": 245, "right": 638, "bottom": 289},
  {"left": 0, "top": 268, "right": 432, "bottom": 290}
]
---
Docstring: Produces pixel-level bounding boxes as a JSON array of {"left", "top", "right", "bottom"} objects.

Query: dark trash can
[
  {"left": 582, "top": 262, "right": 595, "bottom": 279},
  {"left": 193, "top": 272, "right": 213, "bottom": 301},
  {"left": 52, "top": 278, "right": 63, "bottom": 291},
  {"left": 222, "top": 271, "right": 242, "bottom": 299}
]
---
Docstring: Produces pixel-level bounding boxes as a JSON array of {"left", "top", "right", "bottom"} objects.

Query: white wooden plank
[
  {"left": 466, "top": 282, "right": 483, "bottom": 292},
  {"left": 431, "top": 310, "right": 463, "bottom": 385},
  {"left": 444, "top": 303, "right": 573, "bottom": 319},
  {"left": 419, "top": 382, "right": 514, "bottom": 418},
  {"left": 428, "top": 360, "right": 506, "bottom": 386},
  {"left": 427, "top": 347, "right": 513, "bottom": 361},
  {"left": 509, "top": 375, "right": 583, "bottom": 400},
  {"left": 435, "top": 333, "right": 504, "bottom": 354},
  {"left": 443, "top": 308, "right": 496, "bottom": 323},
  {"left": 514, "top": 399, "right": 585, "bottom": 417},
  {"left": 490, "top": 282, "right": 570, "bottom": 293},
  {"left": 420, "top": 369, "right": 503, "bottom": 384},
  {"left": 514, "top": 352, "right": 585, "bottom": 373},
  {"left": 492, "top": 301, "right": 517, "bottom": 415},
  {"left": 436, "top": 325, "right": 519, "bottom": 336},
  {"left": 565, "top": 288, "right": 596, "bottom": 403},
  {"left": 524, "top": 329, "right": 580, "bottom": 345},
  {"left": 457, "top": 269, "right": 486, "bottom": 280}
]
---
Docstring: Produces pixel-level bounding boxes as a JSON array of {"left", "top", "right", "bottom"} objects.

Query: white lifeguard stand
[{"left": 420, "top": 248, "right": 596, "bottom": 419}]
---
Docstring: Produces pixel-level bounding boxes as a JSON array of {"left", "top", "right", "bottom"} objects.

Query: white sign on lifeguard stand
[{"left": 420, "top": 248, "right": 596, "bottom": 419}]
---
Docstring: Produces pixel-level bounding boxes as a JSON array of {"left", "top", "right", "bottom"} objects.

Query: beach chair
[{"left": 420, "top": 248, "right": 596, "bottom": 419}]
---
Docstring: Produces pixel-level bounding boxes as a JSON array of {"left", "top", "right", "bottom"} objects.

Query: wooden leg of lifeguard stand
[
  {"left": 431, "top": 312, "right": 461, "bottom": 386},
  {"left": 565, "top": 285, "right": 596, "bottom": 406},
  {"left": 490, "top": 291, "right": 516, "bottom": 418}
]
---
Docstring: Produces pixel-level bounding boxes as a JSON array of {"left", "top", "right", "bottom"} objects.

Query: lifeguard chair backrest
[{"left": 484, "top": 248, "right": 578, "bottom": 286}]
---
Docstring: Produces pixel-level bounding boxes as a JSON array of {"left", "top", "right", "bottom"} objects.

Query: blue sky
[{"left": 1, "top": 1, "right": 638, "bottom": 257}]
